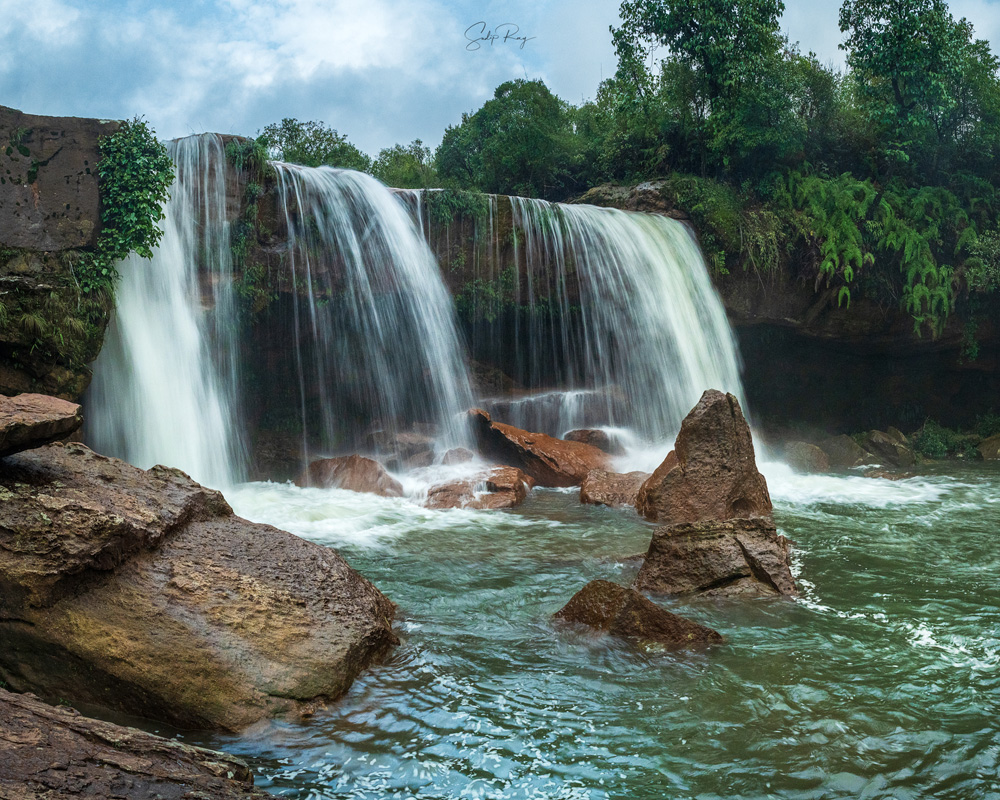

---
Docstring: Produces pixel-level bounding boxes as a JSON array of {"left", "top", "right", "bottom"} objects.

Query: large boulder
[
  {"left": 785, "top": 441, "right": 830, "bottom": 473},
  {"left": 580, "top": 469, "right": 649, "bottom": 507},
  {"left": 553, "top": 580, "right": 723, "bottom": 648},
  {"left": 426, "top": 466, "right": 534, "bottom": 510},
  {"left": 469, "top": 409, "right": 610, "bottom": 487},
  {"left": 0, "top": 393, "right": 82, "bottom": 457},
  {"left": 564, "top": 429, "right": 625, "bottom": 456},
  {"left": 0, "top": 688, "right": 268, "bottom": 799},
  {"left": 296, "top": 454, "right": 403, "bottom": 497},
  {"left": 858, "top": 430, "right": 916, "bottom": 468},
  {"left": 365, "top": 430, "right": 436, "bottom": 470},
  {"left": 0, "top": 443, "right": 399, "bottom": 731},
  {"left": 634, "top": 517, "right": 797, "bottom": 598},
  {"left": 820, "top": 434, "right": 873, "bottom": 469},
  {"left": 979, "top": 434, "right": 1000, "bottom": 460},
  {"left": 635, "top": 391, "right": 771, "bottom": 524}
]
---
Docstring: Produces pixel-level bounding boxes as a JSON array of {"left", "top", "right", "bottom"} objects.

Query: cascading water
[
  {"left": 269, "top": 164, "right": 474, "bottom": 459},
  {"left": 452, "top": 195, "right": 745, "bottom": 445},
  {"left": 87, "top": 134, "right": 245, "bottom": 488}
]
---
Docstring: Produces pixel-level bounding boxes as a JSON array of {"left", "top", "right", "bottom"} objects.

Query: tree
[
  {"left": 372, "top": 140, "right": 438, "bottom": 188},
  {"left": 259, "top": 118, "right": 371, "bottom": 171}
]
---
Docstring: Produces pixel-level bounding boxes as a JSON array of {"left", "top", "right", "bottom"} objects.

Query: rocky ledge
[{"left": 0, "top": 442, "right": 398, "bottom": 731}]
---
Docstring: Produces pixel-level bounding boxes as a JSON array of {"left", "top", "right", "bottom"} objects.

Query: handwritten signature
[{"left": 465, "top": 22, "right": 536, "bottom": 51}]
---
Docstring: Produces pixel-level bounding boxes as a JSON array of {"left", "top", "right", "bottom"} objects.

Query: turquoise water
[{"left": 186, "top": 462, "right": 1000, "bottom": 799}]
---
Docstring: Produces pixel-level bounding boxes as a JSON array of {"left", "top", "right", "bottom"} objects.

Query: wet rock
[
  {"left": 426, "top": 466, "right": 533, "bottom": 510},
  {"left": 564, "top": 429, "right": 625, "bottom": 456},
  {"left": 635, "top": 391, "right": 771, "bottom": 524},
  {"left": 296, "top": 454, "right": 403, "bottom": 497},
  {"left": 0, "top": 443, "right": 399, "bottom": 731},
  {"left": 553, "top": 580, "right": 723, "bottom": 648},
  {"left": 365, "top": 430, "right": 436, "bottom": 470},
  {"left": 858, "top": 430, "right": 916, "bottom": 468},
  {"left": 862, "top": 468, "right": 916, "bottom": 481},
  {"left": 634, "top": 517, "right": 797, "bottom": 598},
  {"left": 0, "top": 393, "right": 83, "bottom": 458},
  {"left": 886, "top": 427, "right": 910, "bottom": 446},
  {"left": 979, "top": 434, "right": 1000, "bottom": 460},
  {"left": 580, "top": 469, "right": 649, "bottom": 507},
  {"left": 0, "top": 688, "right": 268, "bottom": 798},
  {"left": 785, "top": 441, "right": 830, "bottom": 473},
  {"left": 469, "top": 408, "right": 610, "bottom": 487},
  {"left": 820, "top": 434, "right": 873, "bottom": 469},
  {"left": 442, "top": 447, "right": 475, "bottom": 465}
]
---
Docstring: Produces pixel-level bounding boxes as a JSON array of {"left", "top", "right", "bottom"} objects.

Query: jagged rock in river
[
  {"left": 553, "top": 580, "right": 723, "bottom": 648},
  {"left": 0, "top": 688, "right": 269, "bottom": 799},
  {"left": 857, "top": 430, "right": 917, "bottom": 468},
  {"left": 563, "top": 428, "right": 625, "bottom": 456},
  {"left": 580, "top": 469, "right": 650, "bottom": 508},
  {"left": 980, "top": 434, "right": 1000, "bottom": 460},
  {"left": 0, "top": 443, "right": 399, "bottom": 731},
  {"left": 785, "top": 441, "right": 830, "bottom": 473},
  {"left": 819, "top": 434, "right": 873, "bottom": 469},
  {"left": 469, "top": 408, "right": 609, "bottom": 487},
  {"left": 634, "top": 518, "right": 797, "bottom": 598},
  {"left": 0, "top": 393, "right": 82, "bottom": 457},
  {"left": 425, "top": 466, "right": 534, "bottom": 510},
  {"left": 296, "top": 453, "right": 404, "bottom": 497},
  {"left": 635, "top": 390, "right": 771, "bottom": 524}
]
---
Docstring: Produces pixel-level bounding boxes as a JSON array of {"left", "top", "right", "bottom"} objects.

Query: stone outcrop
[
  {"left": 820, "top": 434, "right": 872, "bottom": 469},
  {"left": 579, "top": 469, "right": 649, "bottom": 507},
  {"left": 564, "top": 429, "right": 625, "bottom": 456},
  {"left": 635, "top": 391, "right": 771, "bottom": 524},
  {"left": 553, "top": 580, "right": 723, "bottom": 648},
  {"left": 634, "top": 517, "right": 797, "bottom": 598},
  {"left": 442, "top": 447, "right": 475, "bottom": 464},
  {"left": 469, "top": 409, "right": 609, "bottom": 487},
  {"left": 858, "top": 430, "right": 917, "bottom": 468},
  {"left": 979, "top": 434, "right": 1000, "bottom": 460},
  {"left": 296, "top": 454, "right": 403, "bottom": 497},
  {"left": 0, "top": 443, "right": 399, "bottom": 731},
  {"left": 0, "top": 688, "right": 268, "bottom": 799},
  {"left": 0, "top": 393, "right": 82, "bottom": 457},
  {"left": 426, "top": 466, "right": 533, "bottom": 510},
  {"left": 785, "top": 441, "right": 830, "bottom": 473}
]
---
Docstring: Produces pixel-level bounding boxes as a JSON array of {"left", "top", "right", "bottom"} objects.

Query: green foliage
[
  {"left": 455, "top": 267, "right": 519, "bottom": 324},
  {"left": 227, "top": 140, "right": 277, "bottom": 314},
  {"left": 260, "top": 118, "right": 371, "bottom": 171},
  {"left": 225, "top": 137, "right": 270, "bottom": 177},
  {"left": 425, "top": 189, "right": 490, "bottom": 225},
  {"left": 975, "top": 412, "right": 1000, "bottom": 439},
  {"left": 912, "top": 420, "right": 981, "bottom": 459},
  {"left": 74, "top": 117, "right": 174, "bottom": 295},
  {"left": 372, "top": 140, "right": 438, "bottom": 188}
]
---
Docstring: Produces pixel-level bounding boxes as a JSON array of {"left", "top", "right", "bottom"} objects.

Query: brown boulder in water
[
  {"left": 0, "top": 688, "right": 269, "bottom": 798},
  {"left": 553, "top": 580, "right": 723, "bottom": 648},
  {"left": 785, "top": 441, "right": 830, "bottom": 473},
  {"left": 634, "top": 517, "right": 797, "bottom": 598},
  {"left": 857, "top": 430, "right": 916, "bottom": 468},
  {"left": 426, "top": 466, "right": 533, "bottom": 510},
  {"left": 820, "top": 434, "right": 873, "bottom": 469},
  {"left": 469, "top": 409, "right": 609, "bottom": 487},
  {"left": 564, "top": 428, "right": 625, "bottom": 455},
  {"left": 296, "top": 453, "right": 403, "bottom": 497},
  {"left": 580, "top": 469, "right": 650, "bottom": 507},
  {"left": 635, "top": 390, "right": 771, "bottom": 524},
  {"left": 0, "top": 443, "right": 399, "bottom": 731},
  {"left": 0, "top": 393, "right": 83, "bottom": 458}
]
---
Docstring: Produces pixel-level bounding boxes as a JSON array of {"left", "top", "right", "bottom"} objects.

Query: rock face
[
  {"left": 635, "top": 391, "right": 771, "bottom": 524},
  {"left": 469, "top": 409, "right": 610, "bottom": 487},
  {"left": 296, "top": 454, "right": 403, "bottom": 497},
  {"left": 365, "top": 430, "right": 436, "bottom": 470},
  {"left": 0, "top": 393, "right": 82, "bottom": 457},
  {"left": 858, "top": 430, "right": 917, "bottom": 468},
  {"left": 442, "top": 447, "right": 475, "bottom": 465},
  {"left": 564, "top": 429, "right": 625, "bottom": 456},
  {"left": 978, "top": 434, "right": 1000, "bottom": 460},
  {"left": 426, "top": 466, "right": 533, "bottom": 510},
  {"left": 820, "top": 434, "right": 872, "bottom": 469},
  {"left": 0, "top": 688, "right": 268, "bottom": 799},
  {"left": 553, "top": 580, "right": 723, "bottom": 648},
  {"left": 0, "top": 443, "right": 399, "bottom": 731},
  {"left": 785, "top": 441, "right": 830, "bottom": 473},
  {"left": 634, "top": 517, "right": 797, "bottom": 598},
  {"left": 580, "top": 469, "right": 649, "bottom": 507}
]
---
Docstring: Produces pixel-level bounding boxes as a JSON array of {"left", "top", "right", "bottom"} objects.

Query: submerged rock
[
  {"left": 857, "top": 430, "right": 916, "bottom": 468},
  {"left": 0, "top": 688, "right": 268, "bottom": 798},
  {"left": 0, "top": 393, "right": 83, "bottom": 458},
  {"left": 564, "top": 429, "right": 625, "bottom": 456},
  {"left": 820, "top": 434, "right": 873, "bottom": 469},
  {"left": 469, "top": 409, "right": 609, "bottom": 487},
  {"left": 553, "top": 580, "right": 723, "bottom": 648},
  {"left": 635, "top": 390, "right": 771, "bottom": 524},
  {"left": 580, "top": 469, "right": 649, "bottom": 507},
  {"left": 785, "top": 441, "right": 830, "bottom": 473},
  {"left": 634, "top": 517, "right": 797, "bottom": 598},
  {"left": 426, "top": 466, "right": 533, "bottom": 510},
  {"left": 0, "top": 443, "right": 399, "bottom": 731},
  {"left": 296, "top": 453, "right": 403, "bottom": 497}
]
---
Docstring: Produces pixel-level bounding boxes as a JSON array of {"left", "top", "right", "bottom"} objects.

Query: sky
[{"left": 2, "top": 0, "right": 999, "bottom": 156}]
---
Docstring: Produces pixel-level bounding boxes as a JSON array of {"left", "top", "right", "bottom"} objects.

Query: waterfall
[
  {"left": 87, "top": 134, "right": 245, "bottom": 489},
  {"left": 269, "top": 164, "right": 474, "bottom": 458},
  {"left": 463, "top": 196, "right": 745, "bottom": 443}
]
